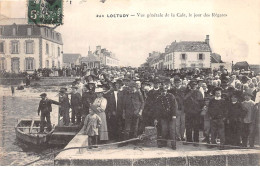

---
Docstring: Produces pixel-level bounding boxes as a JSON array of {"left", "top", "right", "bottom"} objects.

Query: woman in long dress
[{"left": 91, "top": 88, "right": 109, "bottom": 142}]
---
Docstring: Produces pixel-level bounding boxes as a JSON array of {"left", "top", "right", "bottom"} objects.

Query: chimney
[
  {"left": 205, "top": 35, "right": 209, "bottom": 45},
  {"left": 96, "top": 45, "right": 101, "bottom": 51}
]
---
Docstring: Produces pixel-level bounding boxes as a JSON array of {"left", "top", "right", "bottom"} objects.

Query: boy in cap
[
  {"left": 208, "top": 87, "right": 227, "bottom": 149},
  {"left": 59, "top": 89, "right": 70, "bottom": 126},
  {"left": 38, "top": 93, "right": 60, "bottom": 132}
]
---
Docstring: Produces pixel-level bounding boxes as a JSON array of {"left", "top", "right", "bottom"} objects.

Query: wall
[
  {"left": 174, "top": 51, "right": 211, "bottom": 69},
  {"left": 164, "top": 53, "right": 174, "bottom": 69},
  {"left": 105, "top": 56, "right": 119, "bottom": 67},
  {"left": 0, "top": 38, "right": 40, "bottom": 73},
  {"left": 41, "top": 38, "right": 63, "bottom": 69}
]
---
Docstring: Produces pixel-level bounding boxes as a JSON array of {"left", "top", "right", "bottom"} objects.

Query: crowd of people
[{"left": 37, "top": 66, "right": 260, "bottom": 150}]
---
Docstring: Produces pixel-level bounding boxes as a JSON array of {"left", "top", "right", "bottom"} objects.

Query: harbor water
[{"left": 0, "top": 85, "right": 63, "bottom": 166}]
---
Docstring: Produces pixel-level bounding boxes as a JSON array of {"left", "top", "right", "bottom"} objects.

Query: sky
[{"left": 0, "top": 0, "right": 260, "bottom": 67}]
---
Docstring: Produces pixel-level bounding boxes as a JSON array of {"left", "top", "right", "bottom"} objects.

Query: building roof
[
  {"left": 0, "top": 19, "right": 63, "bottom": 45},
  {"left": 63, "top": 53, "right": 81, "bottom": 63},
  {"left": 166, "top": 41, "right": 211, "bottom": 53},
  {"left": 211, "top": 53, "right": 223, "bottom": 63},
  {"left": 80, "top": 53, "right": 100, "bottom": 62},
  {"left": 249, "top": 64, "right": 260, "bottom": 69},
  {"left": 233, "top": 61, "right": 249, "bottom": 69}
]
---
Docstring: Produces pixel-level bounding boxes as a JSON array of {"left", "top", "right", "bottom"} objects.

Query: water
[{"left": 0, "top": 86, "right": 64, "bottom": 166}]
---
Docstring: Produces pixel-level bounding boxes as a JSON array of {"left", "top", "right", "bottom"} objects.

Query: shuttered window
[
  {"left": 27, "top": 28, "right": 32, "bottom": 36},
  {"left": 26, "top": 41, "right": 33, "bottom": 54},
  {"left": 25, "top": 58, "right": 34, "bottom": 70},
  {"left": 11, "top": 42, "right": 19, "bottom": 54},
  {"left": 46, "top": 43, "right": 49, "bottom": 54},
  {"left": 181, "top": 53, "right": 186, "bottom": 60},
  {"left": 198, "top": 53, "right": 203, "bottom": 60},
  {"left": 0, "top": 58, "right": 6, "bottom": 70},
  {"left": 0, "top": 42, "right": 4, "bottom": 53},
  {"left": 58, "top": 47, "right": 60, "bottom": 56}
]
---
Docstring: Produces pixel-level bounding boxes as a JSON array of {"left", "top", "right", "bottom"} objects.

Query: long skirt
[{"left": 97, "top": 111, "right": 109, "bottom": 140}]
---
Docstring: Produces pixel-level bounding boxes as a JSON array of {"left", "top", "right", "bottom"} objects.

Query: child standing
[
  {"left": 208, "top": 87, "right": 227, "bottom": 150},
  {"left": 83, "top": 109, "right": 102, "bottom": 149},
  {"left": 241, "top": 92, "right": 257, "bottom": 147}
]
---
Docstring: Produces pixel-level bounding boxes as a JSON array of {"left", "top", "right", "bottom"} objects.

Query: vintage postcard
[{"left": 0, "top": 0, "right": 259, "bottom": 166}]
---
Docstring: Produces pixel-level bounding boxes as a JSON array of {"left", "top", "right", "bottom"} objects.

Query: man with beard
[
  {"left": 154, "top": 80, "right": 177, "bottom": 149},
  {"left": 183, "top": 79, "right": 204, "bottom": 145}
]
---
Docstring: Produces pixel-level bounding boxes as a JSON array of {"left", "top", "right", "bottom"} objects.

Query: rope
[
  {"left": 23, "top": 133, "right": 259, "bottom": 166},
  {"left": 23, "top": 136, "right": 142, "bottom": 166}
]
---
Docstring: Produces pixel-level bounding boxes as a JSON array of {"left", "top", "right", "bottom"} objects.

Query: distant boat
[{"left": 15, "top": 119, "right": 54, "bottom": 145}]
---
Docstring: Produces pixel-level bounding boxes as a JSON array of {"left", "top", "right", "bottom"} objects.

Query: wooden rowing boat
[{"left": 15, "top": 119, "right": 55, "bottom": 145}]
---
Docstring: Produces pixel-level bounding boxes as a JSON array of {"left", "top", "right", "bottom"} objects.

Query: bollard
[{"left": 143, "top": 126, "right": 157, "bottom": 147}]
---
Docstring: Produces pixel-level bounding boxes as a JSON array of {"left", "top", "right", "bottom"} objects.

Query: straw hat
[{"left": 95, "top": 88, "right": 105, "bottom": 93}]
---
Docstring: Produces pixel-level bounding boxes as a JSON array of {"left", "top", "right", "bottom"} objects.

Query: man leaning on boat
[{"left": 38, "top": 93, "right": 60, "bottom": 133}]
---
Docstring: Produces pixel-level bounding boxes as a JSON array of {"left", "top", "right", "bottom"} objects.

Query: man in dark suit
[
  {"left": 71, "top": 86, "right": 82, "bottom": 125},
  {"left": 142, "top": 79, "right": 161, "bottom": 128},
  {"left": 38, "top": 93, "right": 60, "bottom": 132},
  {"left": 104, "top": 79, "right": 125, "bottom": 141},
  {"left": 154, "top": 80, "right": 177, "bottom": 149}
]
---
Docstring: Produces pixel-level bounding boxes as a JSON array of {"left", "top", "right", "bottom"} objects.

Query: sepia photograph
[{"left": 0, "top": 0, "right": 259, "bottom": 166}]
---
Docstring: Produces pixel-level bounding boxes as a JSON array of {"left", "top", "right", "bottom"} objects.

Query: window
[
  {"left": 46, "top": 60, "right": 49, "bottom": 68},
  {"left": 12, "top": 28, "right": 16, "bottom": 36},
  {"left": 0, "top": 27, "right": 2, "bottom": 35},
  {"left": 51, "top": 44, "right": 54, "bottom": 56},
  {"left": 0, "top": 42, "right": 4, "bottom": 53},
  {"left": 198, "top": 53, "right": 203, "bottom": 60},
  {"left": 181, "top": 54, "right": 186, "bottom": 60},
  {"left": 25, "top": 58, "right": 34, "bottom": 70},
  {"left": 58, "top": 61, "right": 60, "bottom": 68},
  {"left": 169, "top": 55, "right": 172, "bottom": 61},
  {"left": 52, "top": 60, "right": 55, "bottom": 67},
  {"left": 0, "top": 58, "right": 5, "bottom": 70},
  {"left": 11, "top": 41, "right": 19, "bottom": 54},
  {"left": 46, "top": 43, "right": 49, "bottom": 54},
  {"left": 27, "top": 28, "right": 32, "bottom": 36},
  {"left": 56, "top": 33, "right": 60, "bottom": 41},
  {"left": 45, "top": 28, "right": 48, "bottom": 37},
  {"left": 26, "top": 41, "right": 33, "bottom": 54},
  {"left": 58, "top": 47, "right": 60, "bottom": 56},
  {"left": 198, "top": 63, "right": 204, "bottom": 68}
]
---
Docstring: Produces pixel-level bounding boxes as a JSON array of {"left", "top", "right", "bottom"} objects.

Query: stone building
[
  {"left": 80, "top": 51, "right": 100, "bottom": 69},
  {"left": 63, "top": 53, "right": 81, "bottom": 68},
  {"left": 0, "top": 18, "right": 63, "bottom": 73},
  {"left": 93, "top": 46, "right": 119, "bottom": 67},
  {"left": 164, "top": 35, "right": 211, "bottom": 69}
]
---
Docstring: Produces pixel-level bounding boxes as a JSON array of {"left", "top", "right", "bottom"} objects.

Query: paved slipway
[{"left": 0, "top": 86, "right": 62, "bottom": 166}]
